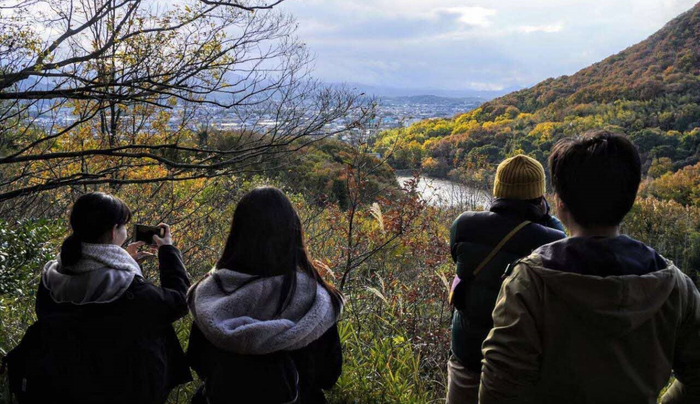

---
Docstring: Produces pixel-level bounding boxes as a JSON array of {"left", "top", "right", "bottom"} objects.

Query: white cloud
[
  {"left": 279, "top": 0, "right": 699, "bottom": 90},
  {"left": 432, "top": 7, "right": 497, "bottom": 27},
  {"left": 517, "top": 23, "right": 564, "bottom": 33},
  {"left": 295, "top": 18, "right": 338, "bottom": 36},
  {"left": 464, "top": 81, "right": 507, "bottom": 91},
  {"left": 287, "top": 1, "right": 498, "bottom": 23}
]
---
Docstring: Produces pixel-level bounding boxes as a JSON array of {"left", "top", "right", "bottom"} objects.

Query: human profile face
[{"left": 112, "top": 224, "right": 128, "bottom": 246}]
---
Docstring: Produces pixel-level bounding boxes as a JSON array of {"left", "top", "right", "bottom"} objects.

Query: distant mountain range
[
  {"left": 343, "top": 83, "right": 523, "bottom": 101},
  {"left": 12, "top": 64, "right": 519, "bottom": 105},
  {"left": 380, "top": 94, "right": 484, "bottom": 105}
]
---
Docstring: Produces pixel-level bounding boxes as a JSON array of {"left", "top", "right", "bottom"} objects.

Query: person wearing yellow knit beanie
[
  {"left": 446, "top": 154, "right": 565, "bottom": 404},
  {"left": 493, "top": 154, "right": 546, "bottom": 200}
]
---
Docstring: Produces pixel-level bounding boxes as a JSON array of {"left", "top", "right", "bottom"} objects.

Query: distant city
[
  {"left": 370, "top": 95, "right": 485, "bottom": 129},
  {"left": 206, "top": 95, "right": 485, "bottom": 143},
  {"left": 332, "top": 95, "right": 485, "bottom": 143},
  {"left": 29, "top": 95, "right": 486, "bottom": 144}
]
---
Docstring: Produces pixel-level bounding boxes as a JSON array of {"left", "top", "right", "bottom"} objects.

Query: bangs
[{"left": 111, "top": 195, "right": 132, "bottom": 225}]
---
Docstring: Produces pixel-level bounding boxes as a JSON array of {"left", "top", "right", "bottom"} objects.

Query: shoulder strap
[
  {"left": 473, "top": 220, "right": 531, "bottom": 277},
  {"left": 281, "top": 362, "right": 300, "bottom": 404}
]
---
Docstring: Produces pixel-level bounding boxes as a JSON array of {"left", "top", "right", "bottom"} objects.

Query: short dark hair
[{"left": 549, "top": 130, "right": 641, "bottom": 227}]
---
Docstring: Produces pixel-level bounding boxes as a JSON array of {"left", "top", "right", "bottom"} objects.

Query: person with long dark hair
[
  {"left": 187, "top": 186, "right": 344, "bottom": 404},
  {"left": 8, "top": 192, "right": 191, "bottom": 403}
]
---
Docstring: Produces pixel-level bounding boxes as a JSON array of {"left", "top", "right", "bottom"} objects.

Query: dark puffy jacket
[
  {"left": 450, "top": 199, "right": 566, "bottom": 372},
  {"left": 25, "top": 245, "right": 192, "bottom": 404},
  {"left": 187, "top": 322, "right": 342, "bottom": 404}
]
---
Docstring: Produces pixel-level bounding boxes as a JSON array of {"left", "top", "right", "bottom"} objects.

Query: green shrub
[
  {"left": 327, "top": 317, "right": 432, "bottom": 403},
  {"left": 0, "top": 219, "right": 64, "bottom": 297}
]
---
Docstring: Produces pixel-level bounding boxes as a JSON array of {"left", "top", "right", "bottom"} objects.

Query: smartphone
[{"left": 133, "top": 224, "right": 164, "bottom": 245}]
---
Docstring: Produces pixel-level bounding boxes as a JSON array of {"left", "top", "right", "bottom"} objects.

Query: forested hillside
[{"left": 373, "top": 2, "right": 700, "bottom": 178}]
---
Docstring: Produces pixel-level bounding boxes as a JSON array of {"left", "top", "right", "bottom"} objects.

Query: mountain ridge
[
  {"left": 483, "top": 2, "right": 700, "bottom": 115},
  {"left": 342, "top": 82, "right": 520, "bottom": 100}
]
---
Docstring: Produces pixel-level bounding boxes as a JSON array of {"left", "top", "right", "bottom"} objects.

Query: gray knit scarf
[
  {"left": 42, "top": 243, "right": 143, "bottom": 305},
  {"left": 188, "top": 269, "right": 340, "bottom": 355}
]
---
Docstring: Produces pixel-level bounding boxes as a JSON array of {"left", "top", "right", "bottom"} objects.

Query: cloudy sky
[{"left": 279, "top": 0, "right": 698, "bottom": 93}]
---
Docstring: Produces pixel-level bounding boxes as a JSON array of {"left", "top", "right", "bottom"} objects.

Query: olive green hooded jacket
[{"left": 480, "top": 238, "right": 700, "bottom": 404}]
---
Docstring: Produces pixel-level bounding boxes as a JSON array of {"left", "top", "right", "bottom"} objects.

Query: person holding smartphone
[{"left": 13, "top": 192, "right": 191, "bottom": 403}]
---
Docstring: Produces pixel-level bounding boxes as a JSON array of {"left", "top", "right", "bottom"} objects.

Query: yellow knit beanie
[{"left": 493, "top": 154, "right": 546, "bottom": 200}]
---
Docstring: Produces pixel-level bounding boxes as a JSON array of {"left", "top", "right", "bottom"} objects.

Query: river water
[{"left": 395, "top": 174, "right": 492, "bottom": 209}]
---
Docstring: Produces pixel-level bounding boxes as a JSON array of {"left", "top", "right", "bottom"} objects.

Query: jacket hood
[
  {"left": 524, "top": 236, "right": 675, "bottom": 338},
  {"left": 188, "top": 269, "right": 341, "bottom": 355},
  {"left": 490, "top": 198, "right": 565, "bottom": 232},
  {"left": 536, "top": 236, "right": 667, "bottom": 277},
  {"left": 490, "top": 198, "right": 547, "bottom": 222},
  {"left": 42, "top": 243, "right": 143, "bottom": 305}
]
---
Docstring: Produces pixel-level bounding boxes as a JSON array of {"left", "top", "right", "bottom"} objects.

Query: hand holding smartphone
[
  {"left": 134, "top": 224, "right": 164, "bottom": 246},
  {"left": 133, "top": 223, "right": 173, "bottom": 249}
]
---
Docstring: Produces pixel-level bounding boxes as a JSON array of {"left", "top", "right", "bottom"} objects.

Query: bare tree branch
[
  {"left": 0, "top": 0, "right": 370, "bottom": 204},
  {"left": 199, "top": 0, "right": 285, "bottom": 12}
]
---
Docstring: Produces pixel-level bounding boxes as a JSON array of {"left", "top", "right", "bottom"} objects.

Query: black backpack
[
  {"left": 188, "top": 324, "right": 300, "bottom": 404},
  {"left": 449, "top": 220, "right": 531, "bottom": 311},
  {"left": 1, "top": 322, "right": 44, "bottom": 403},
  {"left": 192, "top": 351, "right": 299, "bottom": 404}
]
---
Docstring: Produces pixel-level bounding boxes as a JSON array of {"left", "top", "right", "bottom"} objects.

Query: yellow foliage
[{"left": 528, "top": 122, "right": 558, "bottom": 142}]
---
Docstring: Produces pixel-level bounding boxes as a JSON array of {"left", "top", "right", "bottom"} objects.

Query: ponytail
[{"left": 60, "top": 233, "right": 83, "bottom": 266}]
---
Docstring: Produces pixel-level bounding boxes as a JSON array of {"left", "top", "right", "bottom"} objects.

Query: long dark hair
[
  {"left": 60, "top": 192, "right": 132, "bottom": 266},
  {"left": 217, "top": 186, "right": 343, "bottom": 315}
]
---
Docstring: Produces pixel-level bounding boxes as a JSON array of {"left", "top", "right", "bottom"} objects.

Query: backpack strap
[
  {"left": 281, "top": 365, "right": 300, "bottom": 404},
  {"left": 449, "top": 220, "right": 531, "bottom": 306},
  {"left": 473, "top": 220, "right": 532, "bottom": 277}
]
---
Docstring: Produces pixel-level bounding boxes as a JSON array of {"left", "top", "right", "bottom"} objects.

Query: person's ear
[
  {"left": 110, "top": 224, "right": 119, "bottom": 243},
  {"left": 554, "top": 194, "right": 566, "bottom": 213},
  {"left": 554, "top": 194, "right": 572, "bottom": 223},
  {"left": 540, "top": 197, "right": 548, "bottom": 214}
]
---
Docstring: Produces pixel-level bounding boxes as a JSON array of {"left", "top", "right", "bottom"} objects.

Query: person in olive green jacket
[{"left": 480, "top": 130, "right": 700, "bottom": 404}]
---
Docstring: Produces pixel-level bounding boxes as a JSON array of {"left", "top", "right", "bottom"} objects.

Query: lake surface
[{"left": 395, "top": 174, "right": 492, "bottom": 209}]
